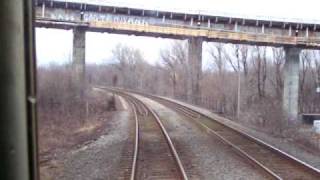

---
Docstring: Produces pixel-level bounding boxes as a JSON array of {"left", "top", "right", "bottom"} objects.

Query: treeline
[
  {"left": 39, "top": 41, "right": 320, "bottom": 134},
  {"left": 86, "top": 42, "right": 320, "bottom": 132}
]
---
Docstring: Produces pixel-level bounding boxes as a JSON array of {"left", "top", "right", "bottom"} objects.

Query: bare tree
[
  {"left": 299, "top": 50, "right": 320, "bottom": 112},
  {"left": 160, "top": 48, "right": 178, "bottom": 97},
  {"left": 112, "top": 44, "right": 146, "bottom": 89},
  {"left": 207, "top": 43, "right": 229, "bottom": 113},
  {"left": 300, "top": 51, "right": 311, "bottom": 94},
  {"left": 225, "top": 44, "right": 240, "bottom": 72},
  {"left": 240, "top": 45, "right": 249, "bottom": 77},
  {"left": 251, "top": 46, "right": 267, "bottom": 98},
  {"left": 311, "top": 50, "right": 320, "bottom": 88},
  {"left": 269, "top": 47, "right": 285, "bottom": 98},
  {"left": 160, "top": 41, "right": 188, "bottom": 98},
  {"left": 208, "top": 43, "right": 226, "bottom": 75}
]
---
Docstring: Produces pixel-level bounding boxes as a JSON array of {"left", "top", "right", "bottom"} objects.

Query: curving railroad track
[
  {"left": 111, "top": 90, "right": 188, "bottom": 180},
  {"left": 100, "top": 87, "right": 320, "bottom": 180},
  {"left": 132, "top": 90, "right": 320, "bottom": 180}
]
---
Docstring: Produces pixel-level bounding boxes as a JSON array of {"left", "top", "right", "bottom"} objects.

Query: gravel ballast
[
  {"left": 161, "top": 96, "right": 320, "bottom": 170},
  {"left": 51, "top": 95, "right": 132, "bottom": 180},
  {"left": 134, "top": 94, "right": 268, "bottom": 180}
]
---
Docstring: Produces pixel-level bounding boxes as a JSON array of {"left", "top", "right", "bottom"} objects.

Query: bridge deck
[{"left": 36, "top": 18, "right": 320, "bottom": 49}]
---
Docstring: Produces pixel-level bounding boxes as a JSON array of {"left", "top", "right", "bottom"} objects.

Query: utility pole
[
  {"left": 236, "top": 47, "right": 241, "bottom": 120},
  {"left": 237, "top": 68, "right": 241, "bottom": 119}
]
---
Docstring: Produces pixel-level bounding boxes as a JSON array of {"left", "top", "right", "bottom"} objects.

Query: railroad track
[
  {"left": 109, "top": 89, "right": 188, "bottom": 180},
  {"left": 134, "top": 92, "right": 320, "bottom": 180}
]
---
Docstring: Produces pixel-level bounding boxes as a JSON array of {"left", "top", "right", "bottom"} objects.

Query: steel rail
[
  {"left": 166, "top": 102, "right": 282, "bottom": 180},
  {"left": 135, "top": 91, "right": 320, "bottom": 179},
  {"left": 108, "top": 93, "right": 139, "bottom": 180},
  {"left": 128, "top": 100, "right": 139, "bottom": 180},
  {"left": 143, "top": 101, "right": 189, "bottom": 180},
  {"left": 100, "top": 86, "right": 320, "bottom": 178},
  {"left": 108, "top": 88, "right": 188, "bottom": 180}
]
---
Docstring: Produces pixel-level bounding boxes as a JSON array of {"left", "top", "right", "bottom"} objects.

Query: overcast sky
[{"left": 36, "top": 0, "right": 320, "bottom": 67}]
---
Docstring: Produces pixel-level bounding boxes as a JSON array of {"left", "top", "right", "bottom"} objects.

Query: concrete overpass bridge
[{"left": 34, "top": 0, "right": 320, "bottom": 121}]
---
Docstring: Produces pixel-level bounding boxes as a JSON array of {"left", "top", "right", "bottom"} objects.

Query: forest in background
[
  {"left": 87, "top": 42, "right": 320, "bottom": 123},
  {"left": 38, "top": 41, "right": 320, "bottom": 154}
]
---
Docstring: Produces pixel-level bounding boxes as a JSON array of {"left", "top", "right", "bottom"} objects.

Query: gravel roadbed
[
  {"left": 51, "top": 95, "right": 131, "bottom": 180},
  {"left": 160, "top": 96, "right": 320, "bottom": 170},
  {"left": 134, "top": 94, "right": 268, "bottom": 180}
]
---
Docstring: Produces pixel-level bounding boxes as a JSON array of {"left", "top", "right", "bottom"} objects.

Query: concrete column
[
  {"left": 283, "top": 47, "right": 301, "bottom": 121},
  {"left": 72, "top": 27, "right": 86, "bottom": 90},
  {"left": 187, "top": 37, "right": 203, "bottom": 104}
]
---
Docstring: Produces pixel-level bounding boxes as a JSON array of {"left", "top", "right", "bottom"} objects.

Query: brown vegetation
[
  {"left": 37, "top": 64, "right": 116, "bottom": 163},
  {"left": 37, "top": 42, "right": 320, "bottom": 177},
  {"left": 90, "top": 42, "right": 320, "bottom": 150}
]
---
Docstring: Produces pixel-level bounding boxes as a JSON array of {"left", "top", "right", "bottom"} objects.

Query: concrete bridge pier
[
  {"left": 72, "top": 27, "right": 86, "bottom": 94},
  {"left": 283, "top": 47, "right": 301, "bottom": 122},
  {"left": 187, "top": 37, "right": 203, "bottom": 104}
]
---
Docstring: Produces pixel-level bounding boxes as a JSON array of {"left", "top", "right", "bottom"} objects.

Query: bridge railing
[
  {"left": 88, "top": 20, "right": 303, "bottom": 45},
  {"left": 36, "top": 12, "right": 320, "bottom": 48}
]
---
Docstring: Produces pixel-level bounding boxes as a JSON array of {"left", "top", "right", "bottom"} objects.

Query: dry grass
[
  {"left": 38, "top": 90, "right": 116, "bottom": 154},
  {"left": 75, "top": 123, "right": 99, "bottom": 133},
  {"left": 37, "top": 65, "right": 117, "bottom": 179}
]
